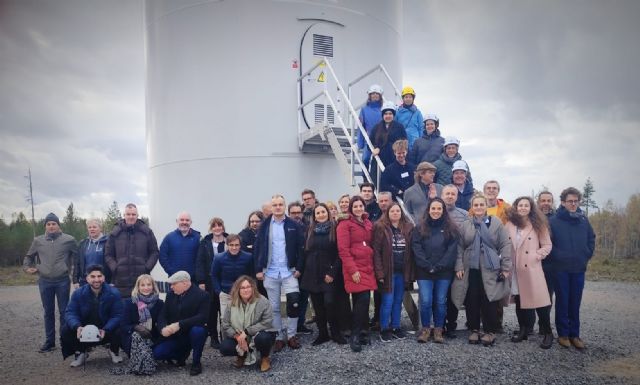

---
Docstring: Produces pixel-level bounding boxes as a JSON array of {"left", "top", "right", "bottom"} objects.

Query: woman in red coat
[{"left": 337, "top": 196, "right": 377, "bottom": 352}]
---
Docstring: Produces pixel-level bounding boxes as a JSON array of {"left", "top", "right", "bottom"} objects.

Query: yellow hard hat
[{"left": 401, "top": 86, "right": 415, "bottom": 97}]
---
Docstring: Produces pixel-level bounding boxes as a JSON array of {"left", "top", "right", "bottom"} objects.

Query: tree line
[{"left": 1, "top": 190, "right": 638, "bottom": 267}]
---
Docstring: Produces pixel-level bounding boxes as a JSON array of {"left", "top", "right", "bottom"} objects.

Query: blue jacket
[
  {"left": 395, "top": 103, "right": 424, "bottom": 150},
  {"left": 380, "top": 160, "right": 416, "bottom": 200},
  {"left": 254, "top": 215, "right": 305, "bottom": 273},
  {"left": 211, "top": 250, "right": 255, "bottom": 294},
  {"left": 358, "top": 100, "right": 383, "bottom": 166},
  {"left": 159, "top": 228, "right": 201, "bottom": 277},
  {"left": 455, "top": 179, "right": 475, "bottom": 211},
  {"left": 65, "top": 283, "right": 123, "bottom": 332},
  {"left": 409, "top": 128, "right": 444, "bottom": 165},
  {"left": 548, "top": 206, "right": 595, "bottom": 273},
  {"left": 75, "top": 235, "right": 109, "bottom": 285}
]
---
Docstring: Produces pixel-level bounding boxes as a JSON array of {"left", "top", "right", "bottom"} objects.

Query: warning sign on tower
[{"left": 317, "top": 71, "right": 326, "bottom": 82}]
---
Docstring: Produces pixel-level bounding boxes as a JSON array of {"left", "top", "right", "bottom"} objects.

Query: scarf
[
  {"left": 314, "top": 221, "right": 332, "bottom": 235},
  {"left": 132, "top": 293, "right": 159, "bottom": 326},
  {"left": 471, "top": 216, "right": 501, "bottom": 271},
  {"left": 230, "top": 300, "right": 258, "bottom": 365}
]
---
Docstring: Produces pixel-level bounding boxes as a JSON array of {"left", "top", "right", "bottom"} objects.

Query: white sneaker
[
  {"left": 70, "top": 352, "right": 87, "bottom": 367},
  {"left": 109, "top": 350, "right": 123, "bottom": 363}
]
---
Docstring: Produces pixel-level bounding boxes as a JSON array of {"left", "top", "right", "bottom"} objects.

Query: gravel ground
[{"left": 1, "top": 281, "right": 639, "bottom": 385}]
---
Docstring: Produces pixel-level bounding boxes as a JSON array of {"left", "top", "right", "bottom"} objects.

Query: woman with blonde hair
[
  {"left": 118, "top": 274, "right": 164, "bottom": 375},
  {"left": 220, "top": 276, "right": 275, "bottom": 372}
]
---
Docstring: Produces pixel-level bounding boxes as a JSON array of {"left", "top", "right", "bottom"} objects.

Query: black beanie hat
[{"left": 44, "top": 213, "right": 60, "bottom": 225}]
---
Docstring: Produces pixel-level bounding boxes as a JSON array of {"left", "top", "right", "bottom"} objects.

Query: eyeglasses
[
  {"left": 289, "top": 211, "right": 302, "bottom": 215},
  {"left": 564, "top": 200, "right": 580, "bottom": 205}
]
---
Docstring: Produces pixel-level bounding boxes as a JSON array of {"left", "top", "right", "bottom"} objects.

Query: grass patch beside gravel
[
  {"left": 0, "top": 266, "right": 38, "bottom": 286},
  {"left": 588, "top": 255, "right": 640, "bottom": 282}
]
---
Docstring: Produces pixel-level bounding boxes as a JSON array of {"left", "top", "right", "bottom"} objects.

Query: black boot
[
  {"left": 330, "top": 323, "right": 347, "bottom": 344},
  {"left": 511, "top": 326, "right": 529, "bottom": 343},
  {"left": 540, "top": 333, "right": 554, "bottom": 349},
  {"left": 349, "top": 335, "right": 362, "bottom": 352}
]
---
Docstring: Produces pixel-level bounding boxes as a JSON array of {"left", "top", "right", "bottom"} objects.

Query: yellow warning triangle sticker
[{"left": 317, "top": 71, "right": 326, "bottom": 82}]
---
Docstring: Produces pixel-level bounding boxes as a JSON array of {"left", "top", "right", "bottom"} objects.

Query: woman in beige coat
[
  {"left": 505, "top": 196, "right": 553, "bottom": 349},
  {"left": 451, "top": 194, "right": 512, "bottom": 346}
]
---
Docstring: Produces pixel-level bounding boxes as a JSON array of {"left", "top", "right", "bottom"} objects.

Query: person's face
[
  {"left": 87, "top": 270, "right": 105, "bottom": 291},
  {"left": 249, "top": 214, "right": 261, "bottom": 230},
  {"left": 370, "top": 92, "right": 381, "bottom": 102},
  {"left": 360, "top": 187, "right": 373, "bottom": 201},
  {"left": 314, "top": 206, "right": 329, "bottom": 223},
  {"left": 425, "top": 120, "right": 436, "bottom": 134},
  {"left": 562, "top": 194, "right": 580, "bottom": 213},
  {"left": 429, "top": 201, "right": 444, "bottom": 220},
  {"left": 452, "top": 170, "right": 467, "bottom": 185},
  {"left": 124, "top": 207, "right": 138, "bottom": 225},
  {"left": 537, "top": 193, "right": 554, "bottom": 214},
  {"left": 302, "top": 193, "right": 316, "bottom": 209},
  {"left": 262, "top": 204, "right": 272, "bottom": 217},
  {"left": 388, "top": 205, "right": 402, "bottom": 222},
  {"left": 211, "top": 223, "right": 224, "bottom": 236},
  {"left": 138, "top": 278, "right": 154, "bottom": 296},
  {"left": 517, "top": 199, "right": 531, "bottom": 217},
  {"left": 328, "top": 205, "right": 338, "bottom": 219},
  {"left": 87, "top": 222, "right": 101, "bottom": 238},
  {"left": 394, "top": 149, "right": 407, "bottom": 164},
  {"left": 170, "top": 280, "right": 190, "bottom": 295},
  {"left": 176, "top": 213, "right": 192, "bottom": 232},
  {"left": 45, "top": 221, "right": 60, "bottom": 234},
  {"left": 472, "top": 198, "right": 488, "bottom": 217},
  {"left": 239, "top": 280, "right": 254, "bottom": 302},
  {"left": 227, "top": 239, "right": 241, "bottom": 255},
  {"left": 339, "top": 197, "right": 350, "bottom": 213},
  {"left": 383, "top": 111, "right": 394, "bottom": 123},
  {"left": 272, "top": 197, "right": 286, "bottom": 217},
  {"left": 288, "top": 205, "right": 303, "bottom": 222},
  {"left": 484, "top": 183, "right": 500, "bottom": 200},
  {"left": 378, "top": 195, "right": 391, "bottom": 211},
  {"left": 351, "top": 200, "right": 365, "bottom": 218},
  {"left": 445, "top": 144, "right": 458, "bottom": 157},
  {"left": 402, "top": 94, "right": 414, "bottom": 105},
  {"left": 420, "top": 169, "right": 435, "bottom": 184},
  {"left": 442, "top": 187, "right": 458, "bottom": 206}
]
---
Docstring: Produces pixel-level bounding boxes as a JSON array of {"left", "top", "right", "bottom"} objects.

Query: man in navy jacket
[
  {"left": 548, "top": 187, "right": 595, "bottom": 350},
  {"left": 254, "top": 194, "right": 305, "bottom": 351},
  {"left": 61, "top": 264, "right": 123, "bottom": 367},
  {"left": 159, "top": 211, "right": 201, "bottom": 279},
  {"left": 211, "top": 234, "right": 254, "bottom": 318}
]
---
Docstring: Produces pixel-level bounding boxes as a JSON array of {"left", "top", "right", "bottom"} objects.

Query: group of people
[{"left": 23, "top": 84, "right": 596, "bottom": 375}]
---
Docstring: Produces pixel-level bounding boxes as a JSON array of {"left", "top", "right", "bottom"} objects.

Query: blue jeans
[
  {"left": 553, "top": 271, "right": 585, "bottom": 338},
  {"left": 417, "top": 279, "right": 451, "bottom": 328},
  {"left": 38, "top": 277, "right": 70, "bottom": 345},
  {"left": 153, "top": 326, "right": 207, "bottom": 365},
  {"left": 380, "top": 273, "right": 404, "bottom": 329}
]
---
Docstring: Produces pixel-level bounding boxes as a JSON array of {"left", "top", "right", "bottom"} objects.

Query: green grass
[
  {"left": 587, "top": 255, "right": 640, "bottom": 283},
  {"left": 0, "top": 266, "right": 38, "bottom": 286}
]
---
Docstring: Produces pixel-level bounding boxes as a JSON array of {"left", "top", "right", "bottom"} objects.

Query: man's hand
[
  {"left": 199, "top": 283, "right": 206, "bottom": 290},
  {"left": 99, "top": 329, "right": 106, "bottom": 339},
  {"left": 293, "top": 271, "right": 301, "bottom": 279},
  {"left": 25, "top": 267, "right": 38, "bottom": 274},
  {"left": 76, "top": 326, "right": 84, "bottom": 339},
  {"left": 256, "top": 272, "right": 264, "bottom": 281}
]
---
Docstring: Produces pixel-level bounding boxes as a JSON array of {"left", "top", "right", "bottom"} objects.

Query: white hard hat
[
  {"left": 381, "top": 101, "right": 397, "bottom": 114},
  {"left": 452, "top": 160, "right": 469, "bottom": 173},
  {"left": 444, "top": 136, "right": 460, "bottom": 147},
  {"left": 367, "top": 84, "right": 384, "bottom": 95},
  {"left": 79, "top": 325, "right": 101, "bottom": 342},
  {"left": 424, "top": 114, "right": 439, "bottom": 123}
]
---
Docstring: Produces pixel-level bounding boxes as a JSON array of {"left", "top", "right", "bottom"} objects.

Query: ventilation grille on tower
[
  {"left": 313, "top": 34, "right": 333, "bottom": 57},
  {"left": 314, "top": 104, "right": 335, "bottom": 125}
]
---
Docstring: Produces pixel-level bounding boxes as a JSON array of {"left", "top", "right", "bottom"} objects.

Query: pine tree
[
  {"left": 103, "top": 201, "right": 121, "bottom": 234},
  {"left": 581, "top": 177, "right": 598, "bottom": 216}
]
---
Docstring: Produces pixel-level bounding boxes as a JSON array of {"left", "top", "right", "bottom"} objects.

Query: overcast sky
[{"left": 1, "top": 0, "right": 639, "bottom": 224}]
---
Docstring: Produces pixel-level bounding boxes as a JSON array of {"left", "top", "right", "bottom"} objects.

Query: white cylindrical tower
[{"left": 145, "top": 0, "right": 403, "bottom": 253}]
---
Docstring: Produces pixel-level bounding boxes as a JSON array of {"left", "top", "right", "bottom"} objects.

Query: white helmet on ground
[
  {"left": 79, "top": 325, "right": 101, "bottom": 342},
  {"left": 367, "top": 84, "right": 384, "bottom": 95}
]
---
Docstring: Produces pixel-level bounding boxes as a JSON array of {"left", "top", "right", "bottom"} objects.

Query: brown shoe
[
  {"left": 481, "top": 333, "right": 495, "bottom": 346},
  {"left": 417, "top": 328, "right": 431, "bottom": 343},
  {"left": 287, "top": 336, "right": 301, "bottom": 349},
  {"left": 433, "top": 327, "right": 444, "bottom": 344},
  {"left": 232, "top": 355, "right": 245, "bottom": 368},
  {"left": 558, "top": 336, "right": 571, "bottom": 348},
  {"left": 468, "top": 330, "right": 480, "bottom": 345},
  {"left": 260, "top": 357, "right": 271, "bottom": 372},
  {"left": 274, "top": 340, "right": 286, "bottom": 352},
  {"left": 570, "top": 337, "right": 586, "bottom": 350}
]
